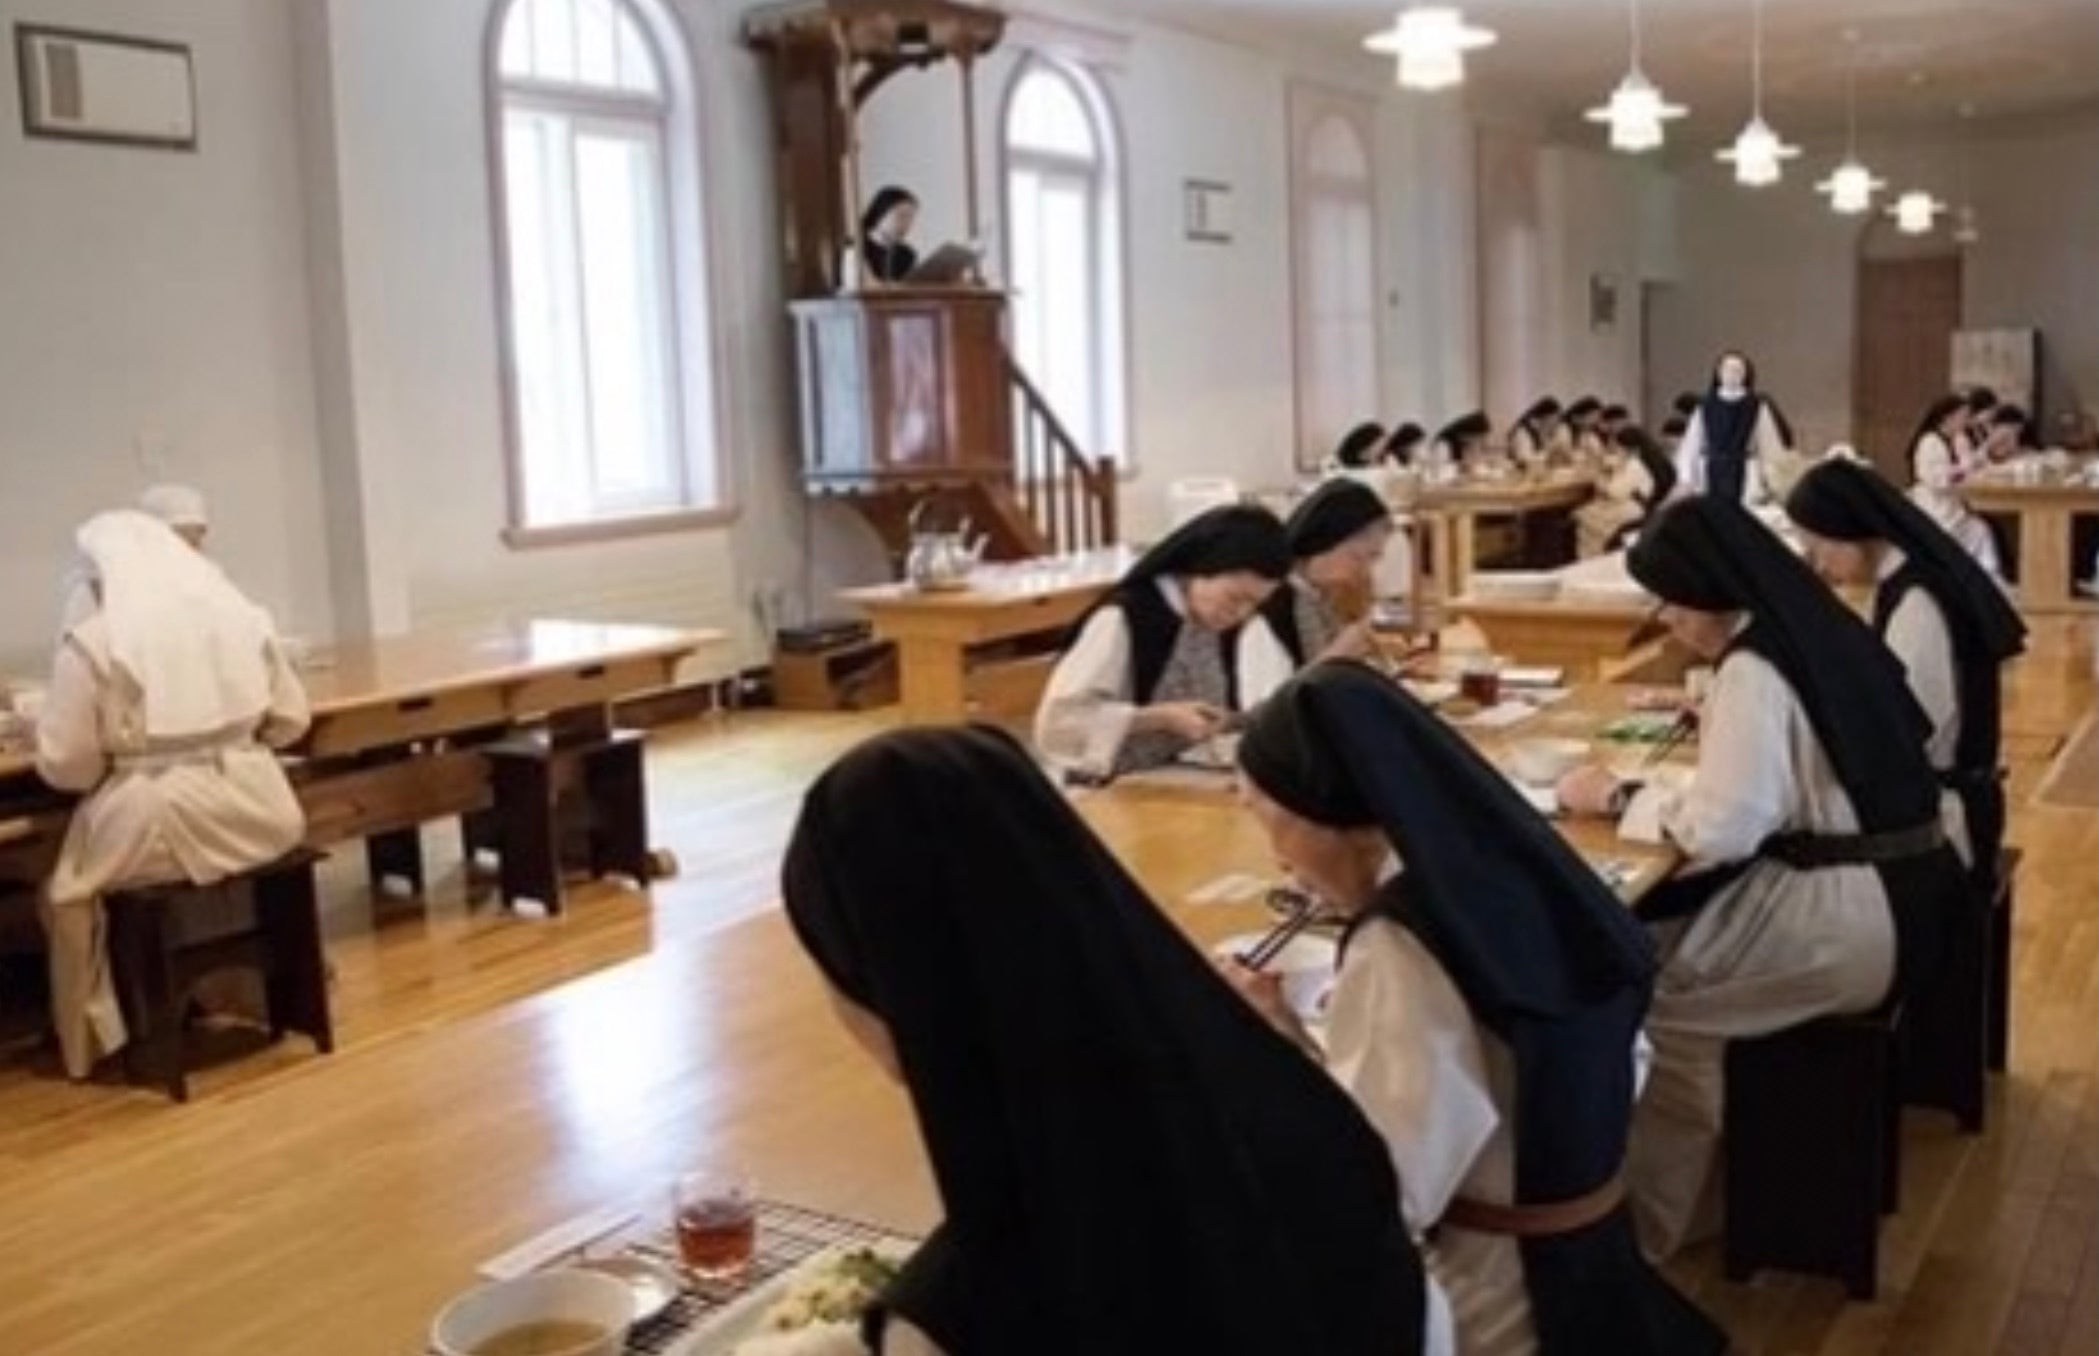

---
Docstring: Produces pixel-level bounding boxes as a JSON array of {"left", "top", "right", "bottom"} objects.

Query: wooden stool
[
  {"left": 484, "top": 728, "right": 654, "bottom": 914},
  {"left": 1988, "top": 848, "right": 2020, "bottom": 1073},
  {"left": 1900, "top": 882, "right": 1991, "bottom": 1134},
  {"left": 1724, "top": 1005, "right": 1899, "bottom": 1300},
  {"left": 104, "top": 850, "right": 333, "bottom": 1102}
]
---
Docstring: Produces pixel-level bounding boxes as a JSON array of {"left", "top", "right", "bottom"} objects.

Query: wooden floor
[{"left": 0, "top": 624, "right": 2091, "bottom": 1356}]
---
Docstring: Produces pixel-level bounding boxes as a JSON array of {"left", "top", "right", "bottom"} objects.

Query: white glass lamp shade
[{"left": 1364, "top": 7, "right": 1497, "bottom": 91}]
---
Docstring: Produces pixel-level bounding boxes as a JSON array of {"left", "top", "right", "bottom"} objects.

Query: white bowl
[
  {"left": 431, "top": 1267, "right": 634, "bottom": 1356},
  {"left": 1214, "top": 932, "right": 1339, "bottom": 1024},
  {"left": 1507, "top": 736, "right": 1590, "bottom": 787},
  {"left": 1469, "top": 571, "right": 1560, "bottom": 603}
]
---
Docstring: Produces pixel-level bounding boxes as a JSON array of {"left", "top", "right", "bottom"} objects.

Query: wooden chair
[
  {"left": 1724, "top": 1004, "right": 1900, "bottom": 1300},
  {"left": 104, "top": 849, "right": 332, "bottom": 1102}
]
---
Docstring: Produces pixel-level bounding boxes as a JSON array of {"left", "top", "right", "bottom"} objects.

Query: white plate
[
  {"left": 576, "top": 1255, "right": 682, "bottom": 1326},
  {"left": 665, "top": 1245, "right": 910, "bottom": 1356}
]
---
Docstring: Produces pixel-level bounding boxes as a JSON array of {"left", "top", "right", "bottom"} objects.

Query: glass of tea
[
  {"left": 673, "top": 1170, "right": 757, "bottom": 1281},
  {"left": 1458, "top": 655, "right": 1504, "bottom": 708}
]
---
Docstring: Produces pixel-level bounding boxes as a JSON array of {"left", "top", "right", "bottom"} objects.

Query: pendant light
[
  {"left": 1585, "top": 0, "right": 1686, "bottom": 153},
  {"left": 1951, "top": 104, "right": 1982, "bottom": 245},
  {"left": 1363, "top": 6, "right": 1497, "bottom": 92},
  {"left": 1815, "top": 31, "right": 1885, "bottom": 214},
  {"left": 1890, "top": 189, "right": 1946, "bottom": 234},
  {"left": 1715, "top": 0, "right": 1800, "bottom": 185}
]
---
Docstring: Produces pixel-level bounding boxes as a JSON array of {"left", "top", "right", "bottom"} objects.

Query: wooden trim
[{"left": 501, "top": 506, "right": 738, "bottom": 550}]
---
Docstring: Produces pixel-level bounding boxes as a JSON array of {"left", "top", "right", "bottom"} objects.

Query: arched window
[
  {"left": 1002, "top": 58, "right": 1127, "bottom": 463},
  {"left": 490, "top": 0, "right": 720, "bottom": 535},
  {"left": 1292, "top": 105, "right": 1379, "bottom": 467}
]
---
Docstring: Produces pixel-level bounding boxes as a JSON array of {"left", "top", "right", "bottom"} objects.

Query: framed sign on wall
[
  {"left": 1183, "top": 179, "right": 1233, "bottom": 244},
  {"left": 15, "top": 24, "right": 198, "bottom": 151}
]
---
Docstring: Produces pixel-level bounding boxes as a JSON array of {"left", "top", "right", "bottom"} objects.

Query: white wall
[
  {"left": 1537, "top": 145, "right": 1653, "bottom": 411},
  {"left": 1651, "top": 110, "right": 2099, "bottom": 455},
  {"left": 856, "top": 8, "right": 1480, "bottom": 535},
  {"left": 0, "top": 0, "right": 334, "bottom": 665},
  {"left": 0, "top": 0, "right": 1552, "bottom": 671}
]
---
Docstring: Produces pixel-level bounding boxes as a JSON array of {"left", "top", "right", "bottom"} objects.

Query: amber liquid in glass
[{"left": 675, "top": 1200, "right": 756, "bottom": 1279}]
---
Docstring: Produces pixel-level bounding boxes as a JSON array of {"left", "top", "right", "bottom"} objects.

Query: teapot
[{"left": 904, "top": 498, "right": 987, "bottom": 592}]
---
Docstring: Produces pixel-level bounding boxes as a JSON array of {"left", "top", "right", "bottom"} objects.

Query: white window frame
[
  {"left": 998, "top": 54, "right": 1131, "bottom": 470},
  {"left": 484, "top": 0, "right": 730, "bottom": 547}
]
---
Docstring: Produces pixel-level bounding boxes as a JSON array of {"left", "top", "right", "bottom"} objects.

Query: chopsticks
[
  {"left": 1237, "top": 889, "right": 1321, "bottom": 971},
  {"left": 1642, "top": 708, "right": 1697, "bottom": 767}
]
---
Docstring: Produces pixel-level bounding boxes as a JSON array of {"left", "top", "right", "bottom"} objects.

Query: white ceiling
[{"left": 1118, "top": 0, "right": 2099, "bottom": 146}]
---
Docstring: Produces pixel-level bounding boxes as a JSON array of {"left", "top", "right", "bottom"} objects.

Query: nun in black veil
[
  {"left": 1267, "top": 479, "right": 1395, "bottom": 666},
  {"left": 782, "top": 724, "right": 1433, "bottom": 1356},
  {"left": 1554, "top": 496, "right": 1964, "bottom": 1258},
  {"left": 1033, "top": 505, "right": 1295, "bottom": 780},
  {"left": 1788, "top": 457, "right": 2026, "bottom": 891},
  {"left": 1224, "top": 664, "right": 1725, "bottom": 1355},
  {"left": 1672, "top": 351, "right": 1795, "bottom": 505}
]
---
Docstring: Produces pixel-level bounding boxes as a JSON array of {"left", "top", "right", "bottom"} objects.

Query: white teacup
[{"left": 430, "top": 1267, "right": 633, "bottom": 1356}]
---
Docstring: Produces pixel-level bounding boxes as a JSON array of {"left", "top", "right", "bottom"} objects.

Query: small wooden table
[
  {"left": 1419, "top": 474, "right": 1596, "bottom": 601},
  {"left": 840, "top": 548, "right": 1132, "bottom": 724},
  {"left": 2, "top": 620, "right": 722, "bottom": 910},
  {"left": 1445, "top": 595, "right": 1652, "bottom": 680},
  {"left": 1963, "top": 465, "right": 2099, "bottom": 616}
]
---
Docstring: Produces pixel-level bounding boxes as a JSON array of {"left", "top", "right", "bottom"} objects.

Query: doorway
[{"left": 1854, "top": 248, "right": 1962, "bottom": 481}]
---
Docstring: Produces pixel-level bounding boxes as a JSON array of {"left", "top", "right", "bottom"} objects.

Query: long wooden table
[
  {"left": 1419, "top": 472, "right": 1596, "bottom": 601},
  {"left": 840, "top": 548, "right": 1130, "bottom": 723},
  {"left": 1963, "top": 463, "right": 2099, "bottom": 615},
  {"left": 1, "top": 619, "right": 721, "bottom": 909}
]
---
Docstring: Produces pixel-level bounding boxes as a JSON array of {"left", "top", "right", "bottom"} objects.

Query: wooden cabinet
[{"left": 791, "top": 289, "right": 1013, "bottom": 489}]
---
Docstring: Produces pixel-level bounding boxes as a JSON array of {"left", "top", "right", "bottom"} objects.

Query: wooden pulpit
[{"left": 791, "top": 288, "right": 1012, "bottom": 489}]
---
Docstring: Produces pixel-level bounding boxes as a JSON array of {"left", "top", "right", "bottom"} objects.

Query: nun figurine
[
  {"left": 1907, "top": 393, "right": 2005, "bottom": 577},
  {"left": 782, "top": 725, "right": 1435, "bottom": 1356},
  {"left": 1672, "top": 352, "right": 1794, "bottom": 505},
  {"left": 1267, "top": 480, "right": 1394, "bottom": 666},
  {"left": 860, "top": 185, "right": 921, "bottom": 283},
  {"left": 1554, "top": 497, "right": 1966, "bottom": 1259},
  {"left": 1787, "top": 458, "right": 2026, "bottom": 890},
  {"left": 1507, "top": 399, "right": 1562, "bottom": 468},
  {"left": 1227, "top": 665, "right": 1726, "bottom": 1356},
  {"left": 1330, "top": 421, "right": 1389, "bottom": 471},
  {"left": 35, "top": 510, "right": 311, "bottom": 1078},
  {"left": 1034, "top": 505, "right": 1294, "bottom": 780},
  {"left": 1383, "top": 422, "right": 1429, "bottom": 468},
  {"left": 1574, "top": 426, "right": 1676, "bottom": 558},
  {"left": 1432, "top": 413, "right": 1494, "bottom": 476}
]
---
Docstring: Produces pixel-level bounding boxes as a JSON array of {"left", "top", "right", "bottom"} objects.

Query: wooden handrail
[{"left": 1002, "top": 350, "right": 1119, "bottom": 555}]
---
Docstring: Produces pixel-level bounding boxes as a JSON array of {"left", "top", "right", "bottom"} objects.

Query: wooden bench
[
  {"left": 481, "top": 727, "right": 658, "bottom": 914},
  {"left": 1724, "top": 1004, "right": 1901, "bottom": 1300},
  {"left": 104, "top": 850, "right": 332, "bottom": 1102}
]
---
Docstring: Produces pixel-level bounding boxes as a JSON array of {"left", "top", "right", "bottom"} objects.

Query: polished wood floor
[{"left": 0, "top": 624, "right": 2091, "bottom": 1356}]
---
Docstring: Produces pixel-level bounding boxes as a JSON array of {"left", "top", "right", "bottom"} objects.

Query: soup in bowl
[{"left": 431, "top": 1267, "right": 634, "bottom": 1356}]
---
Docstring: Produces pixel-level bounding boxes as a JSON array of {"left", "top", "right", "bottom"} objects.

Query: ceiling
[{"left": 1116, "top": 0, "right": 2099, "bottom": 148}]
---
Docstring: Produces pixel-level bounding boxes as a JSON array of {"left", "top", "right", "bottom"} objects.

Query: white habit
[
  {"left": 1623, "top": 649, "right": 1896, "bottom": 1258},
  {"left": 35, "top": 512, "right": 311, "bottom": 1078}
]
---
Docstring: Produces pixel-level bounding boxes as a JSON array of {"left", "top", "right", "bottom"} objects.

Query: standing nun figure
[
  {"left": 1672, "top": 351, "right": 1795, "bottom": 505},
  {"left": 1227, "top": 665, "right": 1726, "bottom": 1355},
  {"left": 782, "top": 725, "right": 1434, "bottom": 1356},
  {"left": 1267, "top": 479, "right": 1395, "bottom": 666},
  {"left": 1555, "top": 496, "right": 1965, "bottom": 1258},
  {"left": 1787, "top": 457, "right": 2026, "bottom": 890},
  {"left": 1034, "top": 505, "right": 1293, "bottom": 780}
]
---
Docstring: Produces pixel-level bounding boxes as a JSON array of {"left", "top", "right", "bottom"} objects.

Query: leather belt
[
  {"left": 1439, "top": 1174, "right": 1626, "bottom": 1239},
  {"left": 1762, "top": 820, "right": 1945, "bottom": 870}
]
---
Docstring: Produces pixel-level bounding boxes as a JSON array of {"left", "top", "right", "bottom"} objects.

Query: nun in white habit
[
  {"left": 1034, "top": 505, "right": 1295, "bottom": 781},
  {"left": 35, "top": 510, "right": 311, "bottom": 1077},
  {"left": 1556, "top": 497, "right": 1964, "bottom": 1259}
]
